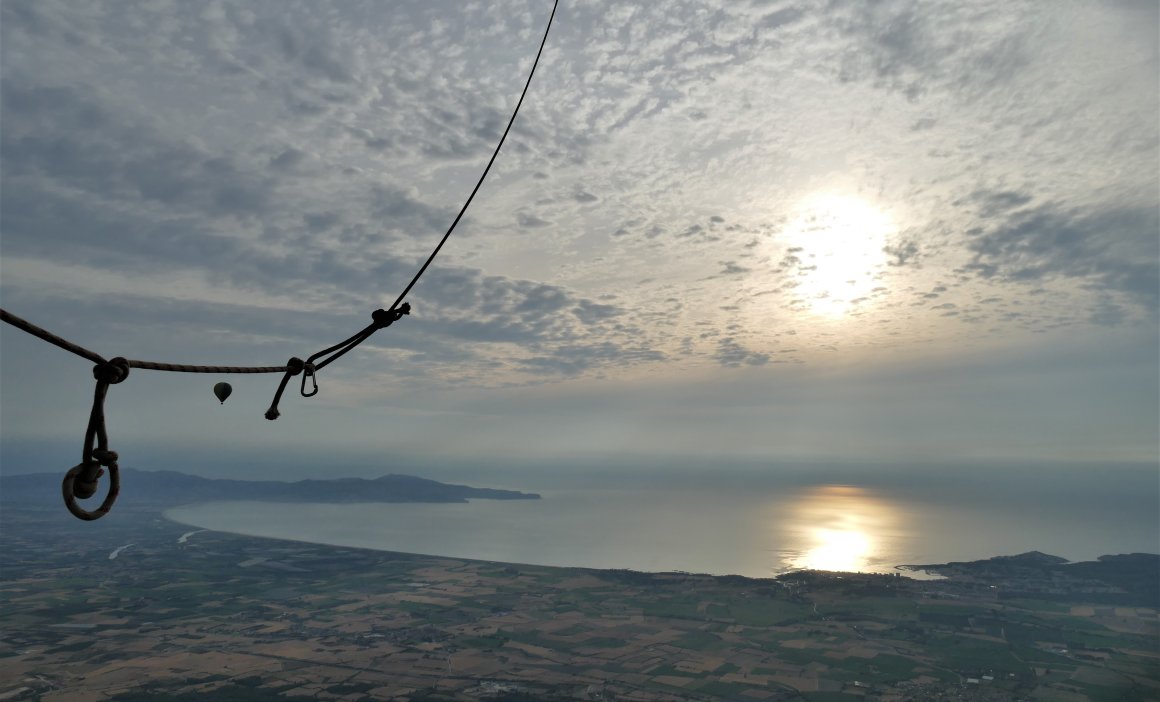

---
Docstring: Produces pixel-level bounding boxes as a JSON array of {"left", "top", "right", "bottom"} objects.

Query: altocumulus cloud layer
[{"left": 1, "top": 0, "right": 1156, "bottom": 465}]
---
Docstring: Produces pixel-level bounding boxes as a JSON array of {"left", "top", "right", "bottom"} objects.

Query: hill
[
  {"left": 0, "top": 467, "right": 540, "bottom": 508},
  {"left": 902, "top": 551, "right": 1159, "bottom": 607}
]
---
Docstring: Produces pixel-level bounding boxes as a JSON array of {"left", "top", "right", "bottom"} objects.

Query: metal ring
[{"left": 62, "top": 463, "right": 120, "bottom": 521}]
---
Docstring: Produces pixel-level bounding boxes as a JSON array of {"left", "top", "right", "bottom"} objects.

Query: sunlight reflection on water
[
  {"left": 779, "top": 484, "right": 898, "bottom": 573},
  {"left": 168, "top": 474, "right": 1155, "bottom": 580}
]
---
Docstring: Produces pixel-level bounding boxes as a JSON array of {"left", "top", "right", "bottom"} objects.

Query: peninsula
[{"left": 0, "top": 468, "right": 540, "bottom": 509}]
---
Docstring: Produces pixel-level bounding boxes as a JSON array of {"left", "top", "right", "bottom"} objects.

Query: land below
[{"left": 0, "top": 487, "right": 1157, "bottom": 701}]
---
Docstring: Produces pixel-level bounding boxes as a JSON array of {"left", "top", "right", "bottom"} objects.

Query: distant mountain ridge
[{"left": 0, "top": 468, "right": 540, "bottom": 507}]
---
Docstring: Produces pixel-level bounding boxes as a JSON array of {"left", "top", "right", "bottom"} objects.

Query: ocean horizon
[{"left": 165, "top": 465, "right": 1159, "bottom": 579}]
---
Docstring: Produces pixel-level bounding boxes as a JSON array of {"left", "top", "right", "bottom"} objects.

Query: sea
[{"left": 166, "top": 462, "right": 1159, "bottom": 579}]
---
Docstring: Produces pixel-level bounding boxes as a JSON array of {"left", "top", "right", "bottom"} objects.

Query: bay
[{"left": 166, "top": 469, "right": 1159, "bottom": 578}]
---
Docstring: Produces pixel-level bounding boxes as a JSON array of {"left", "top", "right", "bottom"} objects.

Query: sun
[{"left": 776, "top": 194, "right": 895, "bottom": 317}]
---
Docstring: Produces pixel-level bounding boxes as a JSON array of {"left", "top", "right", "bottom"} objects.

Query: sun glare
[
  {"left": 777, "top": 194, "right": 895, "bottom": 317},
  {"left": 785, "top": 485, "right": 897, "bottom": 573},
  {"left": 803, "top": 528, "right": 872, "bottom": 572}
]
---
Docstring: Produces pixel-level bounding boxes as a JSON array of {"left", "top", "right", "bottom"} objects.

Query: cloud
[
  {"left": 303, "top": 211, "right": 341, "bottom": 233},
  {"left": 961, "top": 189, "right": 1034, "bottom": 218},
  {"left": 273, "top": 23, "right": 354, "bottom": 84},
  {"left": 884, "top": 240, "right": 920, "bottom": 267},
  {"left": 517, "top": 342, "right": 666, "bottom": 377},
  {"left": 0, "top": 0, "right": 1156, "bottom": 472},
  {"left": 367, "top": 184, "right": 455, "bottom": 235},
  {"left": 1, "top": 81, "right": 275, "bottom": 218},
  {"left": 517, "top": 212, "right": 552, "bottom": 228},
  {"left": 832, "top": 0, "right": 1035, "bottom": 101},
  {"left": 719, "top": 261, "right": 750, "bottom": 276},
  {"left": 714, "top": 337, "right": 771, "bottom": 368},
  {"left": 962, "top": 201, "right": 1159, "bottom": 311},
  {"left": 269, "top": 148, "right": 308, "bottom": 172},
  {"left": 1, "top": 0, "right": 1155, "bottom": 397}
]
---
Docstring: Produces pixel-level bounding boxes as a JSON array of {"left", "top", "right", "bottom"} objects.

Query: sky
[{"left": 1, "top": 0, "right": 1157, "bottom": 483}]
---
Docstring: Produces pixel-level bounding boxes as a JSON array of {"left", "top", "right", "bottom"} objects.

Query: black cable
[
  {"left": 386, "top": 0, "right": 560, "bottom": 314},
  {"left": 293, "top": 0, "right": 560, "bottom": 392}
]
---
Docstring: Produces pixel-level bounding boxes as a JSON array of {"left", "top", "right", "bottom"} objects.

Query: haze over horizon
[{"left": 2, "top": 0, "right": 1157, "bottom": 482}]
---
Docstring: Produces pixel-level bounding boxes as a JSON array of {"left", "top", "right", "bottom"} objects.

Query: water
[{"left": 166, "top": 467, "right": 1159, "bottom": 578}]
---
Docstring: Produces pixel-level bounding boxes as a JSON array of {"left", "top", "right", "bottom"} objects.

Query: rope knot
[
  {"left": 92, "top": 448, "right": 119, "bottom": 466},
  {"left": 63, "top": 462, "right": 120, "bottom": 521},
  {"left": 265, "top": 357, "right": 309, "bottom": 420},
  {"left": 71, "top": 463, "right": 105, "bottom": 499},
  {"left": 372, "top": 302, "right": 410, "bottom": 329},
  {"left": 92, "top": 357, "right": 130, "bottom": 384}
]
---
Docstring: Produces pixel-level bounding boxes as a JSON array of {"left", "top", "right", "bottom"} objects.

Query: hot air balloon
[{"left": 213, "top": 382, "right": 232, "bottom": 404}]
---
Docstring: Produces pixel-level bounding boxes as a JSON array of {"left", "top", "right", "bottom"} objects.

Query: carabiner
[{"left": 300, "top": 362, "right": 319, "bottom": 398}]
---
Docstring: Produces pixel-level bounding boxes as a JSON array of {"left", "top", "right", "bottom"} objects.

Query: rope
[
  {"left": 0, "top": 309, "right": 292, "bottom": 374},
  {"left": 0, "top": 308, "right": 107, "bottom": 365},
  {"left": 292, "top": 0, "right": 560, "bottom": 376},
  {"left": 128, "top": 360, "right": 288, "bottom": 374},
  {"left": 284, "top": 0, "right": 559, "bottom": 380},
  {"left": 61, "top": 358, "right": 129, "bottom": 520},
  {"left": 0, "top": 0, "right": 560, "bottom": 521}
]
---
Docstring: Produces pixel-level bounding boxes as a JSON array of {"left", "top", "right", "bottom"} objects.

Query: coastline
[
  {"left": 5, "top": 501, "right": 1157, "bottom": 701},
  {"left": 160, "top": 505, "right": 1084, "bottom": 584},
  {"left": 162, "top": 505, "right": 799, "bottom": 581}
]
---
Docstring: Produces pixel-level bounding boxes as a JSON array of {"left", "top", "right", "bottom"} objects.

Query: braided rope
[
  {"left": 0, "top": 308, "right": 107, "bottom": 365},
  {"left": 1, "top": 309, "right": 289, "bottom": 374},
  {"left": 128, "top": 360, "right": 288, "bottom": 374}
]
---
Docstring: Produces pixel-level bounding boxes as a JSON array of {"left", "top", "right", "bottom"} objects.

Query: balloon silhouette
[{"left": 213, "top": 382, "right": 233, "bottom": 405}]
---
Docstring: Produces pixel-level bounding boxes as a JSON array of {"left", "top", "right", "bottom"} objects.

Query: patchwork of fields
[{"left": 1, "top": 505, "right": 1156, "bottom": 701}]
